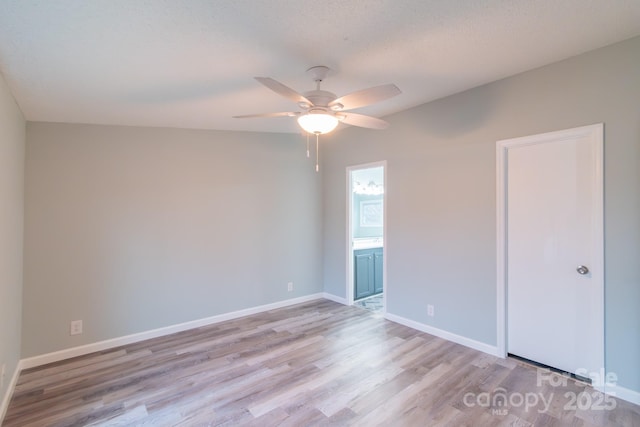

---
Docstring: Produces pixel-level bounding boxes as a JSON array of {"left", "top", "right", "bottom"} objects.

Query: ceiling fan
[{"left": 233, "top": 66, "right": 401, "bottom": 135}]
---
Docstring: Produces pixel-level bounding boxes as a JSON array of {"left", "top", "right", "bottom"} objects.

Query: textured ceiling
[{"left": 0, "top": 0, "right": 639, "bottom": 134}]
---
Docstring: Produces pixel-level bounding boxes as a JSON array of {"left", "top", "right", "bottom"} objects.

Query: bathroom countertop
[{"left": 353, "top": 238, "right": 383, "bottom": 250}]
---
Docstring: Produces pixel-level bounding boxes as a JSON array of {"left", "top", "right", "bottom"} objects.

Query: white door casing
[
  {"left": 496, "top": 124, "right": 604, "bottom": 389},
  {"left": 346, "top": 161, "right": 387, "bottom": 310}
]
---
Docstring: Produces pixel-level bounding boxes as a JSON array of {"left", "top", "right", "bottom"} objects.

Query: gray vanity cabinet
[{"left": 354, "top": 248, "right": 383, "bottom": 300}]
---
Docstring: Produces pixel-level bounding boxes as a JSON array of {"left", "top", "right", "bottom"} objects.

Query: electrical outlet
[
  {"left": 427, "top": 305, "right": 435, "bottom": 317},
  {"left": 70, "top": 320, "right": 83, "bottom": 335},
  {"left": 287, "top": 282, "right": 294, "bottom": 292}
]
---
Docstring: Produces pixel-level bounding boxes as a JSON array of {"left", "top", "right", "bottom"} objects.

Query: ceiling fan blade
[
  {"left": 255, "top": 77, "right": 312, "bottom": 106},
  {"left": 339, "top": 113, "right": 389, "bottom": 129},
  {"left": 329, "top": 84, "right": 401, "bottom": 111},
  {"left": 232, "top": 112, "right": 298, "bottom": 119}
]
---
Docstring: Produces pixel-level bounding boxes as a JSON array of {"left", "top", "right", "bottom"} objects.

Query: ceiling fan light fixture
[{"left": 297, "top": 110, "right": 339, "bottom": 134}]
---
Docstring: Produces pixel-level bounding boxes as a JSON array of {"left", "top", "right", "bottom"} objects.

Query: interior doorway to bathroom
[{"left": 347, "top": 162, "right": 386, "bottom": 313}]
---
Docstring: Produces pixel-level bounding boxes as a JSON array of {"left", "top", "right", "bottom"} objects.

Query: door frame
[
  {"left": 346, "top": 160, "right": 387, "bottom": 311},
  {"left": 496, "top": 123, "right": 604, "bottom": 389}
]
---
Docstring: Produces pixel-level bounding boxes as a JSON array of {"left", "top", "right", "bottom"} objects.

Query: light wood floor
[{"left": 3, "top": 300, "right": 639, "bottom": 426}]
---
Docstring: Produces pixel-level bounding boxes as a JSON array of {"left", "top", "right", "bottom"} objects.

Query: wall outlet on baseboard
[
  {"left": 70, "top": 320, "right": 83, "bottom": 335},
  {"left": 287, "top": 282, "right": 294, "bottom": 292},
  {"left": 427, "top": 304, "right": 435, "bottom": 317}
]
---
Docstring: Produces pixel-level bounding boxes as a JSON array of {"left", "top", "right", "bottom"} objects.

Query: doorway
[
  {"left": 496, "top": 124, "right": 604, "bottom": 389},
  {"left": 347, "top": 162, "right": 386, "bottom": 313}
]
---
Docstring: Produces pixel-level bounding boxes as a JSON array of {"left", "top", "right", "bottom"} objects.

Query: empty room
[{"left": 1, "top": 1, "right": 639, "bottom": 426}]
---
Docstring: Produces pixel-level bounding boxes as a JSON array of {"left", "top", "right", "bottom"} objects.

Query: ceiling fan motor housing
[{"left": 300, "top": 90, "right": 337, "bottom": 109}]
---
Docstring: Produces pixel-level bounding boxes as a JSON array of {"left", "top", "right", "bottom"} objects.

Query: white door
[{"left": 502, "top": 124, "right": 603, "bottom": 378}]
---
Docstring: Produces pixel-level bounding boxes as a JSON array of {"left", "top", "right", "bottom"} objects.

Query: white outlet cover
[
  {"left": 70, "top": 320, "right": 83, "bottom": 335},
  {"left": 427, "top": 305, "right": 435, "bottom": 316}
]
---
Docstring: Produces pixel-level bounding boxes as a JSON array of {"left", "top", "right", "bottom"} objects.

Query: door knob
[{"left": 576, "top": 265, "right": 589, "bottom": 275}]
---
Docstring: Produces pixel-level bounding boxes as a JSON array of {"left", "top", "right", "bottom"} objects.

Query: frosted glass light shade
[{"left": 297, "top": 112, "right": 339, "bottom": 134}]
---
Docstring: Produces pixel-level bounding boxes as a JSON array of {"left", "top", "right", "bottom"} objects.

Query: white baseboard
[
  {"left": 606, "top": 384, "right": 640, "bottom": 406},
  {"left": 0, "top": 360, "right": 23, "bottom": 424},
  {"left": 384, "top": 312, "right": 500, "bottom": 357},
  {"left": 21, "top": 293, "right": 324, "bottom": 370},
  {"left": 322, "top": 292, "right": 347, "bottom": 305}
]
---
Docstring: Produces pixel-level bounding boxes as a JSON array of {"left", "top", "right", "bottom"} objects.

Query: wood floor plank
[{"left": 3, "top": 300, "right": 639, "bottom": 426}]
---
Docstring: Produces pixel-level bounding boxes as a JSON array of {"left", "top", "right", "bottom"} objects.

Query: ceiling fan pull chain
[
  {"left": 316, "top": 134, "right": 319, "bottom": 172},
  {"left": 306, "top": 133, "right": 310, "bottom": 158}
]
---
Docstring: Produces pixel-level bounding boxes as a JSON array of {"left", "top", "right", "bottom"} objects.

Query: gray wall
[
  {"left": 323, "top": 37, "right": 640, "bottom": 392},
  {"left": 0, "top": 73, "right": 25, "bottom": 404},
  {"left": 23, "top": 123, "right": 323, "bottom": 357}
]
